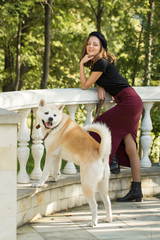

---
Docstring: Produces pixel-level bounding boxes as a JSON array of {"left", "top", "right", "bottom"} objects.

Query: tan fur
[{"left": 32, "top": 100, "right": 112, "bottom": 227}]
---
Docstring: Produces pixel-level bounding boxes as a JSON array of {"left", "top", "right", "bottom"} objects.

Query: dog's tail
[{"left": 83, "top": 123, "right": 111, "bottom": 161}]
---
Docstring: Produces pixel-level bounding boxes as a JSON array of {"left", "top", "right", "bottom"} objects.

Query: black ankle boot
[
  {"left": 110, "top": 154, "right": 120, "bottom": 174},
  {"left": 117, "top": 181, "right": 143, "bottom": 202}
]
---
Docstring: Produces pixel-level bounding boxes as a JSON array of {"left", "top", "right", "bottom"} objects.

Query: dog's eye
[
  {"left": 45, "top": 112, "right": 49, "bottom": 115},
  {"left": 53, "top": 114, "right": 57, "bottom": 117}
]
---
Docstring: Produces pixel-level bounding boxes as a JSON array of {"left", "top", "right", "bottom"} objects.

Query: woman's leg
[
  {"left": 123, "top": 133, "right": 141, "bottom": 182},
  {"left": 117, "top": 133, "right": 143, "bottom": 202}
]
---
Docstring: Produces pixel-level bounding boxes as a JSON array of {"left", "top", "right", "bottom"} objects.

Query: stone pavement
[{"left": 17, "top": 196, "right": 160, "bottom": 240}]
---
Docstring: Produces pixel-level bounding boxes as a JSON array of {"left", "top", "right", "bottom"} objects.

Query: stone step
[{"left": 17, "top": 166, "right": 160, "bottom": 227}]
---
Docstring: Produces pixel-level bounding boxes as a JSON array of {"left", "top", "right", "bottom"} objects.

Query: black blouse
[{"left": 91, "top": 58, "right": 130, "bottom": 96}]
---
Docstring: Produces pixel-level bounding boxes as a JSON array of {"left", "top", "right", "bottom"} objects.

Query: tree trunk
[
  {"left": 144, "top": 0, "right": 155, "bottom": 86},
  {"left": 2, "top": 44, "right": 14, "bottom": 92},
  {"left": 41, "top": 0, "right": 52, "bottom": 89},
  {"left": 87, "top": 0, "right": 103, "bottom": 32},
  {"left": 15, "top": 22, "right": 22, "bottom": 91},
  {"left": 97, "top": 0, "right": 103, "bottom": 32},
  {"left": 131, "top": 21, "right": 144, "bottom": 86}
]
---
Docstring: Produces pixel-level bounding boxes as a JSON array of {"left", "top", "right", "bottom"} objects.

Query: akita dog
[{"left": 32, "top": 99, "right": 112, "bottom": 227}]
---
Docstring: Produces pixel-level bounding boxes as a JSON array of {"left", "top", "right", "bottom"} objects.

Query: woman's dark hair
[{"left": 80, "top": 35, "right": 116, "bottom": 68}]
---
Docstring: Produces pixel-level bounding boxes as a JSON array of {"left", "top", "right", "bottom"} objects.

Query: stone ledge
[
  {"left": 17, "top": 166, "right": 160, "bottom": 227},
  {"left": 17, "top": 174, "right": 81, "bottom": 200}
]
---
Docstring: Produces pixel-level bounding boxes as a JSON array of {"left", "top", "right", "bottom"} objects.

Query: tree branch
[{"left": 87, "top": 0, "right": 97, "bottom": 18}]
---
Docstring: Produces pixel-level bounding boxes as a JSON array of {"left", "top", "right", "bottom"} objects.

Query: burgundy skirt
[{"left": 91, "top": 87, "right": 143, "bottom": 167}]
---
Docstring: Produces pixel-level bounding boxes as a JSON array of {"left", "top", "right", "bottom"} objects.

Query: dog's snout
[{"left": 48, "top": 117, "right": 53, "bottom": 122}]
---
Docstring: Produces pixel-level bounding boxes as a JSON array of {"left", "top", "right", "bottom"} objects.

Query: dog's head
[{"left": 36, "top": 99, "right": 64, "bottom": 130}]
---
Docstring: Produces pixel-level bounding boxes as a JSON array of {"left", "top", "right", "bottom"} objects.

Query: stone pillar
[
  {"left": 17, "top": 108, "right": 31, "bottom": 183},
  {"left": 30, "top": 108, "right": 43, "bottom": 180},
  {"left": 141, "top": 102, "right": 154, "bottom": 167},
  {"left": 84, "top": 103, "right": 95, "bottom": 125},
  {"left": 63, "top": 105, "right": 78, "bottom": 174},
  {"left": 104, "top": 102, "right": 115, "bottom": 111},
  {"left": 0, "top": 109, "right": 19, "bottom": 240}
]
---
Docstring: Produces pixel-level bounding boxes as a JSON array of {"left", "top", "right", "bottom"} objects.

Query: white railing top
[{"left": 0, "top": 86, "right": 160, "bottom": 111}]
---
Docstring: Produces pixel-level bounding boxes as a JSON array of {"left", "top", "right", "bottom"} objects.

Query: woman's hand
[
  {"left": 80, "top": 55, "right": 103, "bottom": 90},
  {"left": 97, "top": 86, "right": 106, "bottom": 100},
  {"left": 80, "top": 54, "right": 94, "bottom": 65}
]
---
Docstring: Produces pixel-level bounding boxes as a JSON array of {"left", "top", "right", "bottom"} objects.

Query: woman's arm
[
  {"left": 97, "top": 86, "right": 106, "bottom": 100},
  {"left": 80, "top": 55, "right": 103, "bottom": 90}
]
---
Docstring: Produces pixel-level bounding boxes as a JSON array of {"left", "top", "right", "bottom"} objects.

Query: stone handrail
[{"left": 0, "top": 86, "right": 160, "bottom": 184}]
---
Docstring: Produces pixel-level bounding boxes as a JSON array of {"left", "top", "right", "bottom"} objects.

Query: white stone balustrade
[{"left": 0, "top": 87, "right": 160, "bottom": 183}]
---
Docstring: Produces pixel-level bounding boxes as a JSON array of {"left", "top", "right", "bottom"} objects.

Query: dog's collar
[{"left": 36, "top": 121, "right": 61, "bottom": 141}]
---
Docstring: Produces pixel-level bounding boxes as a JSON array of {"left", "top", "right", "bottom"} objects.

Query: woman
[{"left": 80, "top": 31, "right": 143, "bottom": 202}]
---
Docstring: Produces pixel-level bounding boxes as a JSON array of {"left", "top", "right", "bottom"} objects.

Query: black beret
[{"left": 89, "top": 31, "right": 108, "bottom": 50}]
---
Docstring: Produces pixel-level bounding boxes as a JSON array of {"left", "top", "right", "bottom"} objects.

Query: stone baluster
[
  {"left": 17, "top": 109, "right": 31, "bottom": 183},
  {"left": 30, "top": 108, "right": 44, "bottom": 180},
  {"left": 63, "top": 105, "right": 78, "bottom": 174},
  {"left": 104, "top": 102, "right": 115, "bottom": 111},
  {"left": 84, "top": 103, "right": 95, "bottom": 125},
  {"left": 141, "top": 102, "right": 154, "bottom": 167}
]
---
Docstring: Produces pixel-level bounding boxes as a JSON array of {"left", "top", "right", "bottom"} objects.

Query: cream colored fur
[{"left": 32, "top": 99, "right": 112, "bottom": 226}]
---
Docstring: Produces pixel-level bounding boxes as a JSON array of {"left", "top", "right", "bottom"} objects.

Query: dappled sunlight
[{"left": 16, "top": 197, "right": 160, "bottom": 240}]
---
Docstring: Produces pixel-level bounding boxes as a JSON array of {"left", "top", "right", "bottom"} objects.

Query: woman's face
[{"left": 86, "top": 36, "right": 101, "bottom": 57}]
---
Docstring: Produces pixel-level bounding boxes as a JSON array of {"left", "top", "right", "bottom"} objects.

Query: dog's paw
[
  {"left": 103, "top": 216, "right": 112, "bottom": 223},
  {"left": 87, "top": 220, "right": 97, "bottom": 227},
  {"left": 32, "top": 183, "right": 41, "bottom": 188},
  {"left": 52, "top": 174, "right": 60, "bottom": 182},
  {"left": 50, "top": 172, "right": 61, "bottom": 182}
]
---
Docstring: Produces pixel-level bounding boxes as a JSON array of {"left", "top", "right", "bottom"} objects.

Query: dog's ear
[
  {"left": 39, "top": 99, "right": 45, "bottom": 107},
  {"left": 58, "top": 104, "right": 64, "bottom": 111}
]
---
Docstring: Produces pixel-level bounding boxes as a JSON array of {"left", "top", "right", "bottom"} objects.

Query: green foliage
[{"left": 1, "top": 0, "right": 159, "bottom": 89}]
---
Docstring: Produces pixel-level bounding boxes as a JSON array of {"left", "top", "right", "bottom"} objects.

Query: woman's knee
[{"left": 125, "top": 144, "right": 134, "bottom": 157}]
